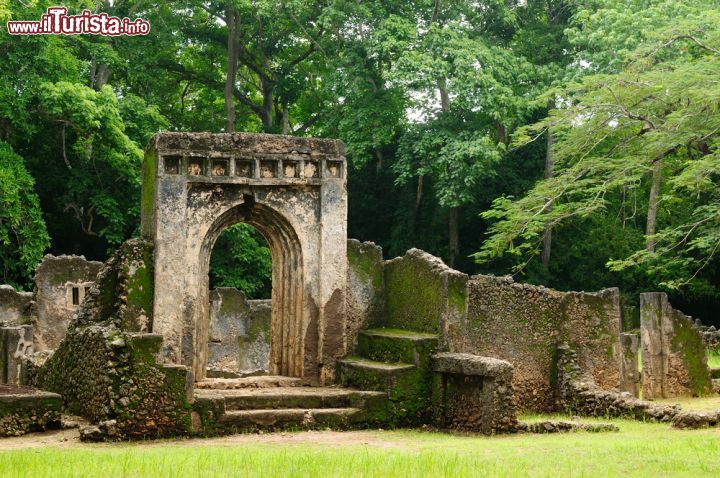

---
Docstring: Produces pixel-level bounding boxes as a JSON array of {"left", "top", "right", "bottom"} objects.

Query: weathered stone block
[
  {"left": 620, "top": 333, "right": 640, "bottom": 397},
  {"left": 431, "top": 353, "right": 517, "bottom": 434},
  {"left": 640, "top": 292, "right": 712, "bottom": 398},
  {"left": 0, "top": 285, "right": 33, "bottom": 325},
  {"left": 383, "top": 248, "right": 468, "bottom": 335},
  {"left": 346, "top": 240, "right": 385, "bottom": 353}
]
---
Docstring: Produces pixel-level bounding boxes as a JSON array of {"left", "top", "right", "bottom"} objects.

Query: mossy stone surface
[{"left": 357, "top": 328, "right": 438, "bottom": 366}]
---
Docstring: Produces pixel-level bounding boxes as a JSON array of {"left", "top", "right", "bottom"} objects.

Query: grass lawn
[
  {"left": 707, "top": 350, "right": 720, "bottom": 369},
  {"left": 2, "top": 414, "right": 720, "bottom": 477}
]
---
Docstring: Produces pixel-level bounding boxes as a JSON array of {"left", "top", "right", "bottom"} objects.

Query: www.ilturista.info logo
[{"left": 7, "top": 7, "right": 150, "bottom": 36}]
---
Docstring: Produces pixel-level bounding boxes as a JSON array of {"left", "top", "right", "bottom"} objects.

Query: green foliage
[
  {"left": 477, "top": 11, "right": 720, "bottom": 296},
  {"left": 209, "top": 224, "right": 272, "bottom": 299},
  {"left": 0, "top": 141, "right": 50, "bottom": 288}
]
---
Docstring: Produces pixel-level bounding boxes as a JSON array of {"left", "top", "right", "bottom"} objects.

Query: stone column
[
  {"left": 619, "top": 333, "right": 640, "bottom": 397},
  {"left": 0, "top": 325, "right": 33, "bottom": 385}
]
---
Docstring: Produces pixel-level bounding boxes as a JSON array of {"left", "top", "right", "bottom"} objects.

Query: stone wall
[
  {"left": 33, "top": 255, "right": 102, "bottom": 351},
  {"left": 34, "top": 238, "right": 192, "bottom": 440},
  {"left": 0, "top": 285, "right": 33, "bottom": 324},
  {"left": 346, "top": 240, "right": 385, "bottom": 354},
  {"left": 459, "top": 276, "right": 621, "bottom": 411},
  {"left": 0, "top": 325, "right": 33, "bottom": 385},
  {"left": 640, "top": 292, "right": 712, "bottom": 398},
  {"left": 345, "top": 244, "right": 623, "bottom": 412},
  {"left": 207, "top": 288, "right": 271, "bottom": 374},
  {"left": 383, "top": 248, "right": 467, "bottom": 339},
  {"left": 0, "top": 389, "right": 62, "bottom": 437}
]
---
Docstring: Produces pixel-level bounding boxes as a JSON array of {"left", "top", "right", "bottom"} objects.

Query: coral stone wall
[
  {"left": 33, "top": 255, "right": 102, "bottom": 351},
  {"left": 461, "top": 276, "right": 621, "bottom": 411},
  {"left": 208, "top": 288, "right": 271, "bottom": 374},
  {"left": 383, "top": 248, "right": 467, "bottom": 338},
  {"left": 345, "top": 240, "right": 385, "bottom": 354},
  {"left": 34, "top": 239, "right": 192, "bottom": 439},
  {"left": 0, "top": 285, "right": 33, "bottom": 324},
  {"left": 640, "top": 292, "right": 712, "bottom": 398}
]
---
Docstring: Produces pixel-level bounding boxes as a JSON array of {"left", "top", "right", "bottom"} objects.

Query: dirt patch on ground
[{"left": 0, "top": 428, "right": 407, "bottom": 451}]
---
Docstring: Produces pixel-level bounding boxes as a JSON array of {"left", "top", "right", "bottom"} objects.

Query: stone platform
[{"left": 191, "top": 376, "right": 388, "bottom": 434}]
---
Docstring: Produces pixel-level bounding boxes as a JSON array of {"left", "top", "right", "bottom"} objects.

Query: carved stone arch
[
  {"left": 198, "top": 200, "right": 305, "bottom": 378},
  {"left": 141, "top": 133, "right": 347, "bottom": 384}
]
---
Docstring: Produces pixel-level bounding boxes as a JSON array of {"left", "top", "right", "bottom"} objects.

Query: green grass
[
  {"left": 2, "top": 415, "right": 720, "bottom": 477},
  {"left": 706, "top": 349, "right": 720, "bottom": 369}
]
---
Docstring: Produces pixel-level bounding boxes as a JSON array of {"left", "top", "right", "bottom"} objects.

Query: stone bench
[{"left": 431, "top": 352, "right": 517, "bottom": 434}]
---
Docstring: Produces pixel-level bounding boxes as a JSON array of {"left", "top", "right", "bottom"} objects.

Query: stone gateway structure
[
  {"left": 141, "top": 133, "right": 348, "bottom": 383},
  {"left": 2, "top": 132, "right": 718, "bottom": 440}
]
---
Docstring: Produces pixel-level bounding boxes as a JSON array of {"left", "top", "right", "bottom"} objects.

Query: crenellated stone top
[{"left": 147, "top": 132, "right": 346, "bottom": 184}]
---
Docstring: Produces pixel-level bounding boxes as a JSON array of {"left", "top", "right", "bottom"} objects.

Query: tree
[
  {"left": 0, "top": 142, "right": 50, "bottom": 288},
  {"left": 476, "top": 12, "right": 720, "bottom": 293}
]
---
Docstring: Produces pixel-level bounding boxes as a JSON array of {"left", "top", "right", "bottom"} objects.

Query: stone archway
[
  {"left": 199, "top": 201, "right": 304, "bottom": 378},
  {"left": 141, "top": 133, "right": 348, "bottom": 384}
]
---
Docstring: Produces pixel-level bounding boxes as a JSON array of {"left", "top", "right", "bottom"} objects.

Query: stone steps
[
  {"left": 195, "top": 386, "right": 386, "bottom": 411},
  {"left": 357, "top": 328, "right": 438, "bottom": 366},
  {"left": 192, "top": 379, "right": 390, "bottom": 434},
  {"left": 195, "top": 376, "right": 303, "bottom": 390},
  {"left": 219, "top": 408, "right": 364, "bottom": 428},
  {"left": 337, "top": 357, "right": 417, "bottom": 392}
]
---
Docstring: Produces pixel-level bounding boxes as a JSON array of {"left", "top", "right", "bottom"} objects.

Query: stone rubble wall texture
[
  {"left": 640, "top": 292, "right": 712, "bottom": 398},
  {"left": 0, "top": 285, "right": 33, "bottom": 325},
  {"left": 555, "top": 344, "right": 680, "bottom": 422},
  {"left": 143, "top": 132, "right": 347, "bottom": 384},
  {"left": 208, "top": 287, "right": 271, "bottom": 374},
  {"left": 382, "top": 249, "right": 467, "bottom": 340},
  {"left": 0, "top": 390, "right": 62, "bottom": 437},
  {"left": 431, "top": 352, "right": 517, "bottom": 434},
  {"left": 459, "top": 276, "right": 621, "bottom": 411},
  {"left": 345, "top": 240, "right": 385, "bottom": 354},
  {"left": 346, "top": 244, "right": 622, "bottom": 413},
  {"left": 33, "top": 255, "right": 103, "bottom": 351},
  {"left": 34, "top": 239, "right": 192, "bottom": 440}
]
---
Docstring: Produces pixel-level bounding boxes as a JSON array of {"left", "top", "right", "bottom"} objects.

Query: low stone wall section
[{"left": 0, "top": 388, "right": 62, "bottom": 437}]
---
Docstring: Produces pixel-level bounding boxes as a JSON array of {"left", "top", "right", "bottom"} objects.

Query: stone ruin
[{"left": 0, "top": 132, "right": 717, "bottom": 439}]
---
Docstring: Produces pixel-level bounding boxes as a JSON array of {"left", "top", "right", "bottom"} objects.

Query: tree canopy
[{"left": 1, "top": 0, "right": 718, "bottom": 320}]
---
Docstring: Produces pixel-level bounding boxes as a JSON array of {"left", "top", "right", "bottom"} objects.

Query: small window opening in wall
[
  {"left": 212, "top": 159, "right": 228, "bottom": 176},
  {"left": 84, "top": 286, "right": 90, "bottom": 295},
  {"left": 72, "top": 287, "right": 80, "bottom": 305},
  {"left": 163, "top": 156, "right": 181, "bottom": 175},
  {"left": 187, "top": 158, "right": 204, "bottom": 176},
  {"left": 235, "top": 159, "right": 253, "bottom": 178},
  {"left": 260, "top": 161, "right": 277, "bottom": 178},
  {"left": 304, "top": 160, "right": 319, "bottom": 178},
  {"left": 327, "top": 161, "right": 342, "bottom": 178}
]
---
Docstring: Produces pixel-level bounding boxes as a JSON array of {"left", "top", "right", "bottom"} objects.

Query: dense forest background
[{"left": 1, "top": 0, "right": 718, "bottom": 322}]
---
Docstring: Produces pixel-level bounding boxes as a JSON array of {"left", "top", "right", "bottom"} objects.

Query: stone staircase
[
  {"left": 337, "top": 328, "right": 439, "bottom": 425},
  {"left": 192, "top": 376, "right": 387, "bottom": 434}
]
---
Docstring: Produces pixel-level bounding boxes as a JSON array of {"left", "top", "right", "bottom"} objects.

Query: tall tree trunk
[
  {"left": 646, "top": 158, "right": 663, "bottom": 252},
  {"left": 374, "top": 147, "right": 384, "bottom": 172},
  {"left": 260, "top": 81, "right": 274, "bottom": 132},
  {"left": 438, "top": 77, "right": 450, "bottom": 112},
  {"left": 437, "top": 76, "right": 458, "bottom": 267},
  {"left": 495, "top": 121, "right": 508, "bottom": 146},
  {"left": 541, "top": 130, "right": 554, "bottom": 268},
  {"left": 448, "top": 207, "right": 459, "bottom": 268},
  {"left": 224, "top": 6, "right": 240, "bottom": 133},
  {"left": 90, "top": 58, "right": 111, "bottom": 91},
  {"left": 282, "top": 104, "right": 290, "bottom": 134}
]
